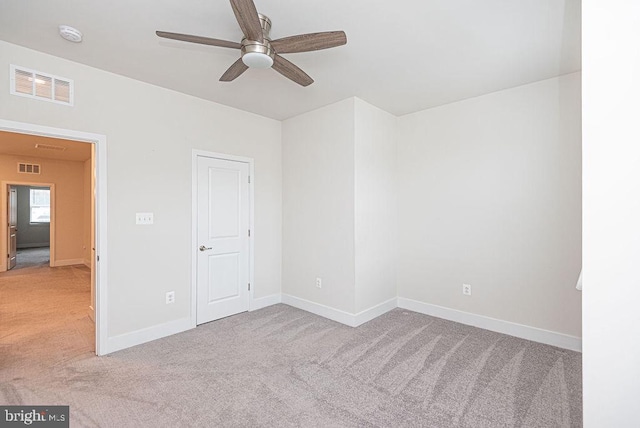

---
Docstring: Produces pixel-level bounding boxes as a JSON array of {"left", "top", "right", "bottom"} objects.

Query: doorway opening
[
  {"left": 0, "top": 119, "right": 107, "bottom": 355},
  {"left": 9, "top": 184, "right": 53, "bottom": 270}
]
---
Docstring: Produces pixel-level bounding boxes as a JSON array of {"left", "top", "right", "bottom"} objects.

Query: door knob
[{"left": 199, "top": 245, "right": 212, "bottom": 252}]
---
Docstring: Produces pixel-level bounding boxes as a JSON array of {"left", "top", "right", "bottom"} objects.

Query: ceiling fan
[{"left": 156, "top": 0, "right": 347, "bottom": 87}]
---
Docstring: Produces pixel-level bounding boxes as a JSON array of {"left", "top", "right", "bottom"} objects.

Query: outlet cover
[
  {"left": 462, "top": 284, "right": 472, "bottom": 296},
  {"left": 166, "top": 291, "right": 175, "bottom": 304},
  {"left": 316, "top": 278, "right": 322, "bottom": 288}
]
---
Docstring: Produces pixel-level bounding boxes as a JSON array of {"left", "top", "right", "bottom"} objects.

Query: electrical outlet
[
  {"left": 316, "top": 278, "right": 322, "bottom": 289},
  {"left": 462, "top": 284, "right": 472, "bottom": 296},
  {"left": 166, "top": 291, "right": 175, "bottom": 304},
  {"left": 136, "top": 212, "right": 154, "bottom": 225}
]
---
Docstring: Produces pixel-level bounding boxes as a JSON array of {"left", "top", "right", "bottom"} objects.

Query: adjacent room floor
[
  {"left": 0, "top": 264, "right": 94, "bottom": 379},
  {"left": 0, "top": 272, "right": 582, "bottom": 427},
  {"left": 13, "top": 246, "right": 50, "bottom": 270}
]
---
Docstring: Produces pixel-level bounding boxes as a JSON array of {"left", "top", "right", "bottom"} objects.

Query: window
[{"left": 30, "top": 188, "right": 50, "bottom": 223}]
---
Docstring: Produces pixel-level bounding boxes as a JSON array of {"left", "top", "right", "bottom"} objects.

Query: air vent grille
[
  {"left": 10, "top": 65, "right": 74, "bottom": 106},
  {"left": 18, "top": 163, "right": 41, "bottom": 174},
  {"left": 35, "top": 143, "right": 66, "bottom": 152}
]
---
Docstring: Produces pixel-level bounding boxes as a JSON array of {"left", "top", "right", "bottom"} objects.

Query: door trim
[
  {"left": 191, "top": 149, "right": 254, "bottom": 328},
  {"left": 2, "top": 183, "right": 55, "bottom": 268},
  {"left": 0, "top": 119, "right": 108, "bottom": 356}
]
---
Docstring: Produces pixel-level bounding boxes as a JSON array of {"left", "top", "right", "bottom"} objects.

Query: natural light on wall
[{"left": 30, "top": 188, "right": 50, "bottom": 223}]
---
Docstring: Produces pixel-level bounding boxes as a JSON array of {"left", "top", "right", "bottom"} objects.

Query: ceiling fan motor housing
[
  {"left": 257, "top": 14, "right": 272, "bottom": 38},
  {"left": 241, "top": 14, "right": 275, "bottom": 68}
]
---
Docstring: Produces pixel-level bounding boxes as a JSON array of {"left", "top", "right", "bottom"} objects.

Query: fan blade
[
  {"left": 156, "top": 31, "right": 241, "bottom": 49},
  {"left": 220, "top": 58, "right": 249, "bottom": 82},
  {"left": 271, "top": 31, "right": 347, "bottom": 54},
  {"left": 272, "top": 55, "right": 314, "bottom": 87},
  {"left": 230, "top": 0, "right": 263, "bottom": 42}
]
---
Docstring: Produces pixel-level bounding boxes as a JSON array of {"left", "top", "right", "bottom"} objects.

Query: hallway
[{"left": 0, "top": 264, "right": 94, "bottom": 380}]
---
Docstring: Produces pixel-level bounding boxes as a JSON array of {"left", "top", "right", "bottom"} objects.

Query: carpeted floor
[
  {"left": 0, "top": 264, "right": 94, "bottom": 368},
  {"left": 0, "top": 266, "right": 582, "bottom": 427},
  {"left": 13, "top": 246, "right": 50, "bottom": 270}
]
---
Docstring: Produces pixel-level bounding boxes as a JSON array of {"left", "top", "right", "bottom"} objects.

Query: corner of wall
[{"left": 394, "top": 74, "right": 582, "bottom": 338}]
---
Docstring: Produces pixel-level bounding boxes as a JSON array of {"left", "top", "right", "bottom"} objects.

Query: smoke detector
[{"left": 59, "top": 25, "right": 83, "bottom": 43}]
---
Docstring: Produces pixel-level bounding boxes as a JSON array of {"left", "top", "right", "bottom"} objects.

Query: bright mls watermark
[{"left": 0, "top": 406, "right": 68, "bottom": 427}]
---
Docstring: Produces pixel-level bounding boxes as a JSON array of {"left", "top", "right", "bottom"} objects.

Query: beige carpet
[
  {"left": 0, "top": 265, "right": 94, "bottom": 374},
  {"left": 0, "top": 267, "right": 582, "bottom": 427}
]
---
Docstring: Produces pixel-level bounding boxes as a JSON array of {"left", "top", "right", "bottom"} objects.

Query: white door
[
  {"left": 196, "top": 156, "right": 250, "bottom": 324},
  {"left": 7, "top": 185, "right": 17, "bottom": 270}
]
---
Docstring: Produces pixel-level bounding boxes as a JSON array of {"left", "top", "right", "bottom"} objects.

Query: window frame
[{"left": 29, "top": 188, "right": 51, "bottom": 224}]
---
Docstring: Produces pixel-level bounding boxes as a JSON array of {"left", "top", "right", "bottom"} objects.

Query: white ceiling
[{"left": 0, "top": 0, "right": 581, "bottom": 120}]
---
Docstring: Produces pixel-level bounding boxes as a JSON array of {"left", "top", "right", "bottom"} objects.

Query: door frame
[
  {"left": 2, "top": 182, "right": 56, "bottom": 268},
  {"left": 0, "top": 119, "right": 108, "bottom": 356},
  {"left": 191, "top": 149, "right": 254, "bottom": 327}
]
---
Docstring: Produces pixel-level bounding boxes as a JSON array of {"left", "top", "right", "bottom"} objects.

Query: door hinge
[
  {"left": 97, "top": 255, "right": 100, "bottom": 262},
  {"left": 248, "top": 229, "right": 251, "bottom": 237},
  {"left": 248, "top": 283, "right": 251, "bottom": 291},
  {"left": 248, "top": 175, "right": 251, "bottom": 183}
]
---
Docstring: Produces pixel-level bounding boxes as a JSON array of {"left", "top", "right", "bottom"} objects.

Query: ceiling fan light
[{"left": 242, "top": 52, "right": 273, "bottom": 69}]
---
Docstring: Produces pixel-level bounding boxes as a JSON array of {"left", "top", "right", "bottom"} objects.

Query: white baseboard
[
  {"left": 17, "top": 243, "right": 49, "bottom": 249},
  {"left": 281, "top": 294, "right": 397, "bottom": 328},
  {"left": 397, "top": 297, "right": 582, "bottom": 352},
  {"left": 282, "top": 294, "right": 359, "bottom": 326},
  {"left": 100, "top": 294, "right": 580, "bottom": 354},
  {"left": 52, "top": 258, "right": 85, "bottom": 267},
  {"left": 250, "top": 293, "right": 282, "bottom": 311},
  {"left": 354, "top": 298, "right": 398, "bottom": 326},
  {"left": 106, "top": 317, "right": 192, "bottom": 355}
]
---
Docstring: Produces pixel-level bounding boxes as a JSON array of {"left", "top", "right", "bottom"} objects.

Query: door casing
[
  {"left": 3, "top": 183, "right": 55, "bottom": 269},
  {"left": 7, "top": 185, "right": 17, "bottom": 270},
  {"left": 0, "top": 119, "right": 108, "bottom": 356},
  {"left": 191, "top": 149, "right": 255, "bottom": 328}
]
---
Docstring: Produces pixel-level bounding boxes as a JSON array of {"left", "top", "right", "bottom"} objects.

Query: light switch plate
[{"left": 136, "top": 212, "right": 154, "bottom": 225}]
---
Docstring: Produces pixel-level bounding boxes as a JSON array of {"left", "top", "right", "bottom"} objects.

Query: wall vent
[
  {"left": 35, "top": 143, "right": 66, "bottom": 152},
  {"left": 17, "top": 163, "right": 41, "bottom": 174},
  {"left": 9, "top": 64, "right": 74, "bottom": 106}
]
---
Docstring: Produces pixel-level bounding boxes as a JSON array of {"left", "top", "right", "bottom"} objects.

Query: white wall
[
  {"left": 0, "top": 41, "right": 282, "bottom": 339},
  {"left": 1, "top": 38, "right": 585, "bottom": 359},
  {"left": 354, "top": 99, "right": 397, "bottom": 312},
  {"left": 282, "top": 97, "right": 398, "bottom": 317},
  {"left": 282, "top": 98, "right": 356, "bottom": 313},
  {"left": 397, "top": 73, "right": 582, "bottom": 337},
  {"left": 583, "top": 1, "right": 640, "bottom": 426}
]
